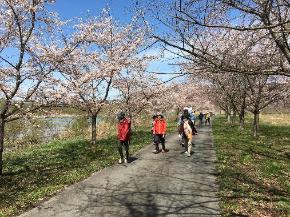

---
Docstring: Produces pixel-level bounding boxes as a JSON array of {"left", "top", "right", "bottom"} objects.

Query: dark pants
[
  {"left": 205, "top": 118, "right": 210, "bottom": 125},
  {"left": 154, "top": 134, "right": 165, "bottom": 151},
  {"left": 199, "top": 118, "right": 203, "bottom": 125},
  {"left": 118, "top": 140, "right": 129, "bottom": 160}
]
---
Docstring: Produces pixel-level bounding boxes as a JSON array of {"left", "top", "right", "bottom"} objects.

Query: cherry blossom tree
[
  {"left": 151, "top": 80, "right": 214, "bottom": 121},
  {"left": 213, "top": 32, "right": 289, "bottom": 135},
  {"left": 0, "top": 0, "right": 63, "bottom": 175},
  {"left": 114, "top": 57, "right": 162, "bottom": 122},
  {"left": 55, "top": 12, "right": 150, "bottom": 145},
  {"left": 133, "top": 0, "right": 290, "bottom": 138},
  {"left": 178, "top": 28, "right": 289, "bottom": 135},
  {"left": 210, "top": 73, "right": 248, "bottom": 127},
  {"left": 182, "top": 0, "right": 290, "bottom": 74},
  {"left": 137, "top": 0, "right": 290, "bottom": 77},
  {"left": 197, "top": 71, "right": 288, "bottom": 136},
  {"left": 245, "top": 75, "right": 288, "bottom": 137}
]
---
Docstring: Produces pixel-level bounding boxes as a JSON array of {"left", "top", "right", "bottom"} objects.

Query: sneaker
[
  {"left": 124, "top": 158, "right": 128, "bottom": 163},
  {"left": 185, "top": 151, "right": 191, "bottom": 157},
  {"left": 118, "top": 158, "right": 124, "bottom": 164},
  {"left": 152, "top": 149, "right": 159, "bottom": 154}
]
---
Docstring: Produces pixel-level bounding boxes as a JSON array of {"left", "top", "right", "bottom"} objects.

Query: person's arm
[
  {"left": 189, "top": 120, "right": 193, "bottom": 129},
  {"left": 124, "top": 120, "right": 131, "bottom": 140},
  {"left": 192, "top": 114, "right": 196, "bottom": 121},
  {"left": 152, "top": 120, "right": 156, "bottom": 134},
  {"left": 128, "top": 120, "right": 132, "bottom": 137},
  {"left": 117, "top": 122, "right": 123, "bottom": 140},
  {"left": 189, "top": 120, "right": 196, "bottom": 134}
]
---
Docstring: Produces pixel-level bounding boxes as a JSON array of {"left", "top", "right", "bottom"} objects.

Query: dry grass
[{"left": 260, "top": 113, "right": 290, "bottom": 126}]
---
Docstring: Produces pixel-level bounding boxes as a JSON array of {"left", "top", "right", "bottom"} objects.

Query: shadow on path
[{"left": 19, "top": 125, "right": 221, "bottom": 217}]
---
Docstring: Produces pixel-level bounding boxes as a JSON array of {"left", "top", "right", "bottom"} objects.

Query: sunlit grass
[
  {"left": 0, "top": 121, "right": 176, "bottom": 217},
  {"left": 213, "top": 115, "right": 290, "bottom": 217}
]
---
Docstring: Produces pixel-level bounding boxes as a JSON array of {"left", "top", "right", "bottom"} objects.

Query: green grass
[
  {"left": 0, "top": 121, "right": 176, "bottom": 217},
  {"left": 213, "top": 116, "right": 290, "bottom": 217}
]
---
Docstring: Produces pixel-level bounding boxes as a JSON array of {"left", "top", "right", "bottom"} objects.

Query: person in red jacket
[
  {"left": 152, "top": 113, "right": 167, "bottom": 153},
  {"left": 117, "top": 111, "right": 131, "bottom": 164}
]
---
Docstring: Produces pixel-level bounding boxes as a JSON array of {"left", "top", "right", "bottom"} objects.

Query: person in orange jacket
[
  {"left": 117, "top": 111, "right": 131, "bottom": 163},
  {"left": 152, "top": 113, "right": 167, "bottom": 153}
]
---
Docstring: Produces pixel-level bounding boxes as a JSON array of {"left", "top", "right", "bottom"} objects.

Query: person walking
[
  {"left": 117, "top": 111, "right": 131, "bottom": 164},
  {"left": 178, "top": 108, "right": 188, "bottom": 147},
  {"left": 152, "top": 113, "right": 167, "bottom": 154},
  {"left": 205, "top": 112, "right": 211, "bottom": 125},
  {"left": 181, "top": 114, "right": 196, "bottom": 157},
  {"left": 198, "top": 112, "right": 204, "bottom": 126},
  {"left": 178, "top": 108, "right": 197, "bottom": 147},
  {"left": 188, "top": 107, "right": 196, "bottom": 126}
]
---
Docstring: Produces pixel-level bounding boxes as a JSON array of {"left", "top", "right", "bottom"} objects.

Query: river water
[{"left": 4, "top": 115, "right": 107, "bottom": 152}]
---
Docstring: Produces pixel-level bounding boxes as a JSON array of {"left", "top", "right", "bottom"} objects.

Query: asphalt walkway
[{"left": 19, "top": 126, "right": 221, "bottom": 217}]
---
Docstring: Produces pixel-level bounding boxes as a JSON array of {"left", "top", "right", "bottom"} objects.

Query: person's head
[
  {"left": 156, "top": 112, "right": 163, "bottom": 119},
  {"left": 117, "top": 111, "right": 126, "bottom": 121},
  {"left": 183, "top": 109, "right": 189, "bottom": 116},
  {"left": 183, "top": 113, "right": 190, "bottom": 120}
]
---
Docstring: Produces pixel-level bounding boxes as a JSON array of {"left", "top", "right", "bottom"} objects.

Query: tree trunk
[
  {"left": 239, "top": 111, "right": 245, "bottom": 130},
  {"left": 239, "top": 99, "right": 246, "bottom": 130},
  {"left": 225, "top": 108, "right": 229, "bottom": 122},
  {"left": 91, "top": 114, "right": 97, "bottom": 145},
  {"left": 227, "top": 107, "right": 231, "bottom": 123},
  {"left": 253, "top": 110, "right": 260, "bottom": 137},
  {"left": 0, "top": 118, "right": 5, "bottom": 176},
  {"left": 232, "top": 109, "right": 237, "bottom": 124}
]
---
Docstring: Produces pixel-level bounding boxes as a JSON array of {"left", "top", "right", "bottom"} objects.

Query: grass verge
[
  {"left": 0, "top": 121, "right": 176, "bottom": 217},
  {"left": 213, "top": 116, "right": 290, "bottom": 217}
]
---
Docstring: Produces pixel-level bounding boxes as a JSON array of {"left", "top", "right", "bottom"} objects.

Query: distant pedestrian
[
  {"left": 188, "top": 107, "right": 196, "bottom": 125},
  {"left": 152, "top": 113, "right": 167, "bottom": 153},
  {"left": 205, "top": 112, "right": 211, "bottom": 125},
  {"left": 198, "top": 112, "right": 204, "bottom": 126},
  {"left": 117, "top": 111, "right": 131, "bottom": 164}
]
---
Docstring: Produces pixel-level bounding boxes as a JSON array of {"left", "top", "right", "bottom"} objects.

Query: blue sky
[
  {"left": 48, "top": 0, "right": 134, "bottom": 23},
  {"left": 47, "top": 0, "right": 180, "bottom": 82}
]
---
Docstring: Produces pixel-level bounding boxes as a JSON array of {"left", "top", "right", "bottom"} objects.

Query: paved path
[{"left": 19, "top": 126, "right": 221, "bottom": 217}]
